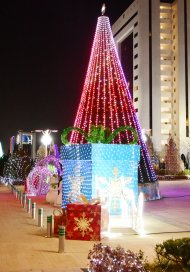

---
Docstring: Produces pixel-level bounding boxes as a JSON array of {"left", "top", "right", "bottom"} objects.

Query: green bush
[
  {"left": 154, "top": 238, "right": 190, "bottom": 271},
  {"left": 178, "top": 169, "right": 190, "bottom": 176}
]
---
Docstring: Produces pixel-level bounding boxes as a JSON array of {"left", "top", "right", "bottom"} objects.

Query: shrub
[
  {"left": 88, "top": 243, "right": 149, "bottom": 272},
  {"left": 155, "top": 237, "right": 190, "bottom": 271}
]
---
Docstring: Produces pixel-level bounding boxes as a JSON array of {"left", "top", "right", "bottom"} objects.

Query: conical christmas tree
[
  {"left": 69, "top": 11, "right": 160, "bottom": 199},
  {"left": 165, "top": 136, "right": 183, "bottom": 175}
]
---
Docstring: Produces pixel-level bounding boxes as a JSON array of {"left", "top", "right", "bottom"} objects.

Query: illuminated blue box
[{"left": 60, "top": 144, "right": 140, "bottom": 214}]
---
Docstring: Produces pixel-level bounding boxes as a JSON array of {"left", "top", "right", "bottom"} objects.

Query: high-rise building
[{"left": 112, "top": 0, "right": 190, "bottom": 155}]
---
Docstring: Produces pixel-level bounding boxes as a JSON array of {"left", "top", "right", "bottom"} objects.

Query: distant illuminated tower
[{"left": 70, "top": 6, "right": 159, "bottom": 198}]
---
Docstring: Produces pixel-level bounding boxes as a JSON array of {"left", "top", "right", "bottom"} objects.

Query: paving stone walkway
[{"left": 0, "top": 179, "right": 190, "bottom": 271}]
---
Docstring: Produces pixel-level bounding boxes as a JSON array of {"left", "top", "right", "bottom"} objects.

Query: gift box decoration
[
  {"left": 66, "top": 203, "right": 101, "bottom": 241},
  {"left": 60, "top": 143, "right": 139, "bottom": 161},
  {"left": 60, "top": 144, "right": 140, "bottom": 217},
  {"left": 61, "top": 160, "right": 92, "bottom": 207}
]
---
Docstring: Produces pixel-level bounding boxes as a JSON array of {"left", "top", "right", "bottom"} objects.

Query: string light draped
[{"left": 69, "top": 15, "right": 158, "bottom": 186}]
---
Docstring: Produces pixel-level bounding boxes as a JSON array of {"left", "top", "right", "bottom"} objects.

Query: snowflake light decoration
[{"left": 74, "top": 212, "right": 93, "bottom": 237}]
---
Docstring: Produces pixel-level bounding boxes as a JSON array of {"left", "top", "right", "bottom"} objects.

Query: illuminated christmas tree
[
  {"left": 3, "top": 153, "right": 32, "bottom": 183},
  {"left": 69, "top": 8, "right": 159, "bottom": 198},
  {"left": 165, "top": 136, "right": 183, "bottom": 175}
]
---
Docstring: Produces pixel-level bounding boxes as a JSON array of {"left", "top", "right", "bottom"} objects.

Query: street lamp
[
  {"left": 35, "top": 129, "right": 58, "bottom": 157},
  {"left": 41, "top": 130, "right": 52, "bottom": 157}
]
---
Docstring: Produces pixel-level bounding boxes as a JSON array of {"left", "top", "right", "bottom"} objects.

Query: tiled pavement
[{"left": 0, "top": 179, "right": 190, "bottom": 272}]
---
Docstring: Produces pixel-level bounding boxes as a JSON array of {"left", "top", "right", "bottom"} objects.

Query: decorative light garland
[{"left": 61, "top": 125, "right": 138, "bottom": 145}]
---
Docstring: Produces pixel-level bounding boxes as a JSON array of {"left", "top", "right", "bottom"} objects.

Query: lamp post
[
  {"left": 35, "top": 129, "right": 58, "bottom": 157},
  {"left": 41, "top": 130, "right": 52, "bottom": 157}
]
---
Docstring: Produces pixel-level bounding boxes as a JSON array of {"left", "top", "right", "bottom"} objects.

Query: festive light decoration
[
  {"left": 26, "top": 155, "right": 61, "bottom": 196},
  {"left": 74, "top": 212, "right": 93, "bottom": 237},
  {"left": 66, "top": 203, "right": 101, "bottom": 241},
  {"left": 36, "top": 155, "right": 62, "bottom": 175},
  {"left": 69, "top": 14, "right": 159, "bottom": 196},
  {"left": 60, "top": 143, "right": 140, "bottom": 220},
  {"left": 61, "top": 125, "right": 138, "bottom": 145},
  {"left": 26, "top": 166, "right": 52, "bottom": 196},
  {"left": 164, "top": 136, "right": 183, "bottom": 175},
  {"left": 88, "top": 243, "right": 146, "bottom": 271},
  {"left": 3, "top": 153, "right": 32, "bottom": 184}
]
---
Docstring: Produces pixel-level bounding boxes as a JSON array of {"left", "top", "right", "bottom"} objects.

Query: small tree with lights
[
  {"left": 3, "top": 152, "right": 32, "bottom": 183},
  {"left": 164, "top": 136, "right": 184, "bottom": 175}
]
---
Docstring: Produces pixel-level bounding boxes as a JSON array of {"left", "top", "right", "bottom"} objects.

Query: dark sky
[{"left": 0, "top": 0, "right": 134, "bottom": 153}]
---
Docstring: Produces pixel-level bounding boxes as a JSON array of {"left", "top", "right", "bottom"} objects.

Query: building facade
[{"left": 112, "top": 0, "right": 190, "bottom": 156}]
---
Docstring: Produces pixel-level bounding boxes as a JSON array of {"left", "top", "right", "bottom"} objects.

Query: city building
[
  {"left": 112, "top": 0, "right": 190, "bottom": 156},
  {"left": 10, "top": 129, "right": 58, "bottom": 159}
]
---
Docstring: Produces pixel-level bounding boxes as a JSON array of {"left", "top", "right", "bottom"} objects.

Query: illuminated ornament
[
  {"left": 68, "top": 11, "right": 159, "bottom": 198},
  {"left": 26, "top": 166, "right": 52, "bottom": 196},
  {"left": 26, "top": 155, "right": 61, "bottom": 196},
  {"left": 36, "top": 155, "right": 62, "bottom": 176},
  {"left": 74, "top": 212, "right": 93, "bottom": 237}
]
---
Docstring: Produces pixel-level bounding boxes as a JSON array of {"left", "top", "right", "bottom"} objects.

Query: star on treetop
[{"left": 101, "top": 3, "right": 106, "bottom": 15}]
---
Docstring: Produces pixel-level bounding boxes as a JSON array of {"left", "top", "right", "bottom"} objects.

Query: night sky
[{"left": 0, "top": 0, "right": 134, "bottom": 153}]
